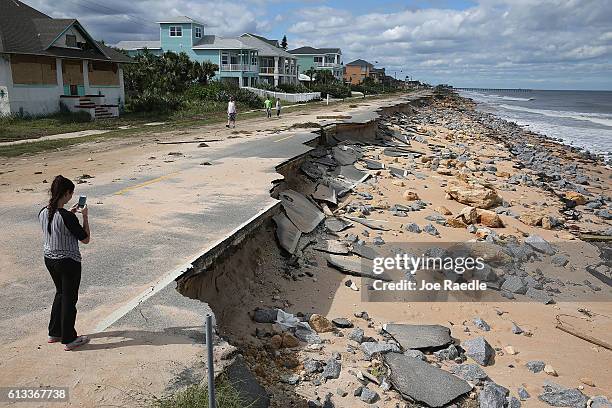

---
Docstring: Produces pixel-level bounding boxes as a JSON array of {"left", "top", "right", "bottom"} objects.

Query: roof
[
  {"left": 157, "top": 16, "right": 205, "bottom": 25},
  {"left": 0, "top": 0, "right": 131, "bottom": 63},
  {"left": 193, "top": 35, "right": 256, "bottom": 50},
  {"left": 115, "top": 40, "right": 162, "bottom": 50},
  {"left": 346, "top": 59, "right": 373, "bottom": 67},
  {"left": 288, "top": 46, "right": 341, "bottom": 55},
  {"left": 239, "top": 33, "right": 294, "bottom": 58}
]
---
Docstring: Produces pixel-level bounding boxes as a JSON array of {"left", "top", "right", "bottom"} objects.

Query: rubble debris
[
  {"left": 279, "top": 189, "right": 325, "bottom": 233},
  {"left": 312, "top": 184, "right": 338, "bottom": 205},
  {"left": 383, "top": 323, "right": 453, "bottom": 350},
  {"left": 463, "top": 336, "right": 495, "bottom": 366},
  {"left": 385, "top": 353, "right": 472, "bottom": 407},
  {"left": 273, "top": 213, "right": 301, "bottom": 254}
]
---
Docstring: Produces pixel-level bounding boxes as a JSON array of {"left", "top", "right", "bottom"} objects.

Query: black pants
[{"left": 45, "top": 257, "right": 81, "bottom": 344}]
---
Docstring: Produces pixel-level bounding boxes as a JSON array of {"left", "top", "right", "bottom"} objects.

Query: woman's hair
[{"left": 47, "top": 175, "right": 75, "bottom": 233}]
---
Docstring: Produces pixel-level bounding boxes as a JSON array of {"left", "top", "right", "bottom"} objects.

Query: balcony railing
[
  {"left": 220, "top": 64, "right": 258, "bottom": 72},
  {"left": 259, "top": 67, "right": 298, "bottom": 75},
  {"left": 314, "top": 62, "right": 338, "bottom": 68},
  {"left": 260, "top": 67, "right": 275, "bottom": 74}
]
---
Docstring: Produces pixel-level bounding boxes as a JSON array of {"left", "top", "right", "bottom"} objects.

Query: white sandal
[{"left": 64, "top": 335, "right": 90, "bottom": 351}]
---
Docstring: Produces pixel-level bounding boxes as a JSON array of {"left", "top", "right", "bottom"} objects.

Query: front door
[{"left": 62, "top": 60, "right": 84, "bottom": 96}]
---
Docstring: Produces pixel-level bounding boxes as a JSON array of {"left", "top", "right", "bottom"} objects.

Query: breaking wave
[{"left": 498, "top": 104, "right": 612, "bottom": 128}]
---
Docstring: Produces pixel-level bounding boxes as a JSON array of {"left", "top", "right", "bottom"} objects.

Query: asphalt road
[{"left": 0, "top": 130, "right": 318, "bottom": 342}]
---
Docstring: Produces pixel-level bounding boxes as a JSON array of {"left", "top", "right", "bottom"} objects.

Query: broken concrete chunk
[
  {"left": 322, "top": 358, "right": 342, "bottom": 379},
  {"left": 518, "top": 387, "right": 530, "bottom": 400},
  {"left": 332, "top": 165, "right": 369, "bottom": 183},
  {"left": 314, "top": 240, "right": 350, "bottom": 255},
  {"left": 280, "top": 189, "right": 324, "bottom": 233},
  {"left": 325, "top": 217, "right": 352, "bottom": 232},
  {"left": 524, "top": 235, "right": 556, "bottom": 255},
  {"left": 362, "top": 158, "right": 384, "bottom": 170},
  {"left": 333, "top": 145, "right": 358, "bottom": 165},
  {"left": 348, "top": 328, "right": 365, "bottom": 343},
  {"left": 361, "top": 341, "right": 400, "bottom": 360},
  {"left": 501, "top": 276, "right": 528, "bottom": 295},
  {"left": 224, "top": 355, "right": 270, "bottom": 408},
  {"left": 450, "top": 364, "right": 488, "bottom": 382},
  {"left": 312, "top": 184, "right": 338, "bottom": 205},
  {"left": 351, "top": 243, "right": 379, "bottom": 260},
  {"left": 480, "top": 382, "right": 509, "bottom": 408},
  {"left": 344, "top": 216, "right": 390, "bottom": 231},
  {"left": 385, "top": 353, "right": 472, "bottom": 407},
  {"left": 359, "top": 387, "right": 379, "bottom": 403},
  {"left": 525, "top": 287, "right": 554, "bottom": 304},
  {"left": 327, "top": 254, "right": 389, "bottom": 281},
  {"left": 526, "top": 360, "right": 546, "bottom": 373},
  {"left": 272, "top": 213, "right": 302, "bottom": 254},
  {"left": 383, "top": 323, "right": 452, "bottom": 350},
  {"left": 473, "top": 317, "right": 491, "bottom": 331},
  {"left": 253, "top": 308, "right": 278, "bottom": 323},
  {"left": 463, "top": 336, "right": 495, "bottom": 366},
  {"left": 538, "top": 384, "right": 588, "bottom": 408}
]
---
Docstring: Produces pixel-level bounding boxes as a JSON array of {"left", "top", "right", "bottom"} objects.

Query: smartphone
[{"left": 78, "top": 195, "right": 87, "bottom": 208}]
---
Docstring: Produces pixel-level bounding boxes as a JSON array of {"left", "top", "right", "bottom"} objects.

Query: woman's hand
[
  {"left": 70, "top": 203, "right": 79, "bottom": 213},
  {"left": 81, "top": 205, "right": 88, "bottom": 218}
]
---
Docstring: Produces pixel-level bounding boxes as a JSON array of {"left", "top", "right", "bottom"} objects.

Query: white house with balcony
[
  {"left": 239, "top": 34, "right": 298, "bottom": 86},
  {"left": 116, "top": 17, "right": 259, "bottom": 87},
  {"left": 0, "top": 0, "right": 131, "bottom": 118},
  {"left": 289, "top": 46, "right": 343, "bottom": 81}
]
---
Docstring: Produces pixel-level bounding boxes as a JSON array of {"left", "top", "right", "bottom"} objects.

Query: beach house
[
  {"left": 344, "top": 59, "right": 374, "bottom": 85},
  {"left": 116, "top": 17, "right": 259, "bottom": 87},
  {"left": 239, "top": 34, "right": 298, "bottom": 86},
  {"left": 0, "top": 0, "right": 131, "bottom": 118},
  {"left": 288, "top": 47, "right": 343, "bottom": 81}
]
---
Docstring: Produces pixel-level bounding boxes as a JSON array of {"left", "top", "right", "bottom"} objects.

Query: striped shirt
[{"left": 38, "top": 207, "right": 87, "bottom": 263}]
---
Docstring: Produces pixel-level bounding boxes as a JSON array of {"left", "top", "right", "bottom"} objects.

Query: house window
[
  {"left": 314, "top": 56, "right": 323, "bottom": 64},
  {"left": 251, "top": 54, "right": 257, "bottom": 65},
  {"left": 221, "top": 52, "right": 228, "bottom": 65},
  {"left": 169, "top": 26, "right": 182, "bottom": 37},
  {"left": 66, "top": 35, "right": 77, "bottom": 48},
  {"left": 194, "top": 27, "right": 202, "bottom": 38}
]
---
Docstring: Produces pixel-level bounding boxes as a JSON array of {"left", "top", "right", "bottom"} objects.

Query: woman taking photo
[{"left": 38, "top": 175, "right": 91, "bottom": 351}]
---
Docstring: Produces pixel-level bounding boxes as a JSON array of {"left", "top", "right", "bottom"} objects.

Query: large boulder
[
  {"left": 463, "top": 336, "right": 495, "bottom": 366},
  {"left": 446, "top": 183, "right": 502, "bottom": 209}
]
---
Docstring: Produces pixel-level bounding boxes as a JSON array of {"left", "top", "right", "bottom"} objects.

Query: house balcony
[
  {"left": 259, "top": 67, "right": 298, "bottom": 75},
  {"left": 314, "top": 62, "right": 339, "bottom": 68},
  {"left": 220, "top": 64, "right": 258, "bottom": 72},
  {"left": 260, "top": 66, "right": 275, "bottom": 74}
]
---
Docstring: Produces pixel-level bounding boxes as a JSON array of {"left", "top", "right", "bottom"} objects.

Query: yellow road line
[
  {"left": 274, "top": 134, "right": 295, "bottom": 143},
  {"left": 114, "top": 171, "right": 180, "bottom": 195}
]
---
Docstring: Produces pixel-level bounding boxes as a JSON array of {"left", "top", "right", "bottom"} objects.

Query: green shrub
[
  {"left": 311, "top": 83, "right": 351, "bottom": 99},
  {"left": 152, "top": 378, "right": 249, "bottom": 408}
]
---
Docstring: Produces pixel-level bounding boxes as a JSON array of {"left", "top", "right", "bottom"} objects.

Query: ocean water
[{"left": 458, "top": 89, "right": 612, "bottom": 159}]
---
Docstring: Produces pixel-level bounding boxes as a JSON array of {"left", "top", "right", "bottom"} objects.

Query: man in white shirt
[{"left": 226, "top": 96, "right": 237, "bottom": 128}]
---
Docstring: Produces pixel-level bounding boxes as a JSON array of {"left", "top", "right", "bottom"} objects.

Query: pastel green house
[
  {"left": 115, "top": 16, "right": 259, "bottom": 87},
  {"left": 288, "top": 47, "right": 343, "bottom": 81}
]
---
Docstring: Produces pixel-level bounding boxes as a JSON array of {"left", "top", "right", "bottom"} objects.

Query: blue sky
[{"left": 27, "top": 0, "right": 612, "bottom": 90}]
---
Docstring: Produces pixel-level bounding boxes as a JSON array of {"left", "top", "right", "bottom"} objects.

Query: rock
[
  {"left": 253, "top": 308, "right": 278, "bottom": 323},
  {"left": 434, "top": 344, "right": 459, "bottom": 361},
  {"left": 403, "top": 191, "right": 420, "bottom": 201},
  {"left": 525, "top": 235, "right": 556, "bottom": 255},
  {"left": 224, "top": 355, "right": 270, "bottom": 408},
  {"left": 590, "top": 396, "right": 612, "bottom": 408},
  {"left": 463, "top": 336, "right": 495, "bottom": 366},
  {"left": 525, "top": 287, "right": 554, "bottom": 304},
  {"left": 424, "top": 223, "right": 440, "bottom": 236},
  {"left": 304, "top": 358, "right": 322, "bottom": 374},
  {"left": 504, "top": 346, "right": 518, "bottom": 355},
  {"left": 511, "top": 322, "right": 524, "bottom": 335},
  {"left": 450, "top": 364, "right": 488, "bottom": 382},
  {"left": 295, "top": 327, "right": 322, "bottom": 344},
  {"left": 383, "top": 323, "right": 453, "bottom": 350},
  {"left": 551, "top": 255, "right": 569, "bottom": 267},
  {"left": 353, "top": 386, "right": 363, "bottom": 397},
  {"left": 526, "top": 360, "right": 546, "bottom": 373},
  {"left": 519, "top": 213, "right": 543, "bottom": 226},
  {"left": 336, "top": 388, "right": 348, "bottom": 397},
  {"left": 459, "top": 206, "right": 479, "bottom": 224},
  {"left": 404, "top": 349, "right": 426, "bottom": 360},
  {"left": 361, "top": 341, "right": 400, "bottom": 360},
  {"left": 281, "top": 373, "right": 300, "bottom": 385},
  {"left": 479, "top": 209, "right": 504, "bottom": 228},
  {"left": 385, "top": 353, "right": 472, "bottom": 407},
  {"left": 322, "top": 358, "right": 342, "bottom": 379},
  {"left": 479, "top": 382, "right": 509, "bottom": 408},
  {"left": 501, "top": 276, "right": 527, "bottom": 295},
  {"left": 544, "top": 365, "right": 558, "bottom": 376},
  {"left": 447, "top": 217, "right": 468, "bottom": 228},
  {"left": 359, "top": 387, "right": 379, "bottom": 403},
  {"left": 281, "top": 333, "right": 300, "bottom": 348},
  {"left": 538, "top": 383, "right": 588, "bottom": 407},
  {"left": 507, "top": 396, "right": 522, "bottom": 408},
  {"left": 446, "top": 183, "right": 502, "bottom": 209},
  {"left": 310, "top": 314, "right": 334, "bottom": 333},
  {"left": 348, "top": 328, "right": 365, "bottom": 343},
  {"left": 270, "top": 335, "right": 283, "bottom": 349},
  {"left": 518, "top": 387, "right": 530, "bottom": 400},
  {"left": 332, "top": 318, "right": 353, "bottom": 328},
  {"left": 565, "top": 192, "right": 587, "bottom": 205},
  {"left": 405, "top": 223, "right": 422, "bottom": 233},
  {"left": 473, "top": 317, "right": 491, "bottom": 331},
  {"left": 435, "top": 206, "right": 453, "bottom": 215}
]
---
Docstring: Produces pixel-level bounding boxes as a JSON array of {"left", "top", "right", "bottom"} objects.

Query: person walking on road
[
  {"left": 226, "top": 96, "right": 237, "bottom": 128},
  {"left": 38, "top": 175, "right": 91, "bottom": 351},
  {"left": 264, "top": 95, "right": 272, "bottom": 118},
  {"left": 275, "top": 98, "right": 282, "bottom": 118}
]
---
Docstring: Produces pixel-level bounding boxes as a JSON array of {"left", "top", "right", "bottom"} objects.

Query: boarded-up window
[
  {"left": 88, "top": 61, "right": 119, "bottom": 86},
  {"left": 10, "top": 55, "right": 57, "bottom": 85},
  {"left": 62, "top": 60, "right": 84, "bottom": 85}
]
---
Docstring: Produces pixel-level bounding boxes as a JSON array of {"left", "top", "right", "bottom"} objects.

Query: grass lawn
[
  {"left": 0, "top": 92, "right": 407, "bottom": 158},
  {"left": 151, "top": 378, "right": 250, "bottom": 408}
]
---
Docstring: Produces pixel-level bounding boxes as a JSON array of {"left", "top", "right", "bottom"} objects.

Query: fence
[{"left": 242, "top": 87, "right": 321, "bottom": 103}]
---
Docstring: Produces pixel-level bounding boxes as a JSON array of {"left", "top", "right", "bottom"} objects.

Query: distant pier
[{"left": 454, "top": 87, "right": 533, "bottom": 92}]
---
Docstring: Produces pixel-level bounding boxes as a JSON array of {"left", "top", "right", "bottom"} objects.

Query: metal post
[{"left": 206, "top": 314, "right": 216, "bottom": 408}]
